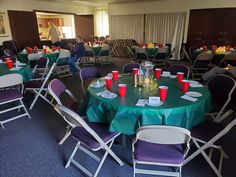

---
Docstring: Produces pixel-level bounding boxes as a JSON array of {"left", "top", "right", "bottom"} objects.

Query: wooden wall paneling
[
  {"left": 187, "top": 8, "right": 236, "bottom": 47},
  {"left": 74, "top": 15, "right": 94, "bottom": 42},
  {"left": 8, "top": 10, "right": 40, "bottom": 48}
]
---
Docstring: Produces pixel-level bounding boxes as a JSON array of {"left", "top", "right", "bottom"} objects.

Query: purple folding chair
[
  {"left": 55, "top": 105, "right": 124, "bottom": 177},
  {"left": 132, "top": 125, "right": 191, "bottom": 177},
  {"left": 79, "top": 67, "right": 101, "bottom": 93},
  {"left": 184, "top": 116, "right": 236, "bottom": 177},
  {"left": 0, "top": 74, "right": 31, "bottom": 128},
  {"left": 168, "top": 64, "right": 190, "bottom": 78},
  {"left": 123, "top": 63, "right": 140, "bottom": 73},
  {"left": 48, "top": 79, "right": 79, "bottom": 144},
  {"left": 1, "top": 55, "right": 17, "bottom": 63},
  {"left": 32, "top": 57, "right": 49, "bottom": 80},
  {"left": 206, "top": 74, "right": 236, "bottom": 122}
]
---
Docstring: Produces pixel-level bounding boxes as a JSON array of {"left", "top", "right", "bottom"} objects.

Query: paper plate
[
  {"left": 145, "top": 100, "right": 163, "bottom": 107},
  {"left": 90, "top": 82, "right": 105, "bottom": 88},
  {"left": 101, "top": 92, "right": 117, "bottom": 99},
  {"left": 185, "top": 91, "right": 202, "bottom": 97}
]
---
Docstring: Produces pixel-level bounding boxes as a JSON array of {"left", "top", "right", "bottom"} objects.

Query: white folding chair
[
  {"left": 55, "top": 104, "right": 124, "bottom": 177},
  {"left": 132, "top": 125, "right": 191, "bottom": 177},
  {"left": 55, "top": 49, "right": 72, "bottom": 78},
  {"left": 48, "top": 79, "right": 79, "bottom": 145},
  {"left": 31, "top": 57, "right": 49, "bottom": 80},
  {"left": 98, "top": 44, "right": 111, "bottom": 65},
  {"left": 183, "top": 117, "right": 236, "bottom": 177},
  {"left": 24, "top": 63, "right": 56, "bottom": 110},
  {"left": 81, "top": 46, "right": 95, "bottom": 66},
  {"left": 0, "top": 74, "right": 31, "bottom": 128}
]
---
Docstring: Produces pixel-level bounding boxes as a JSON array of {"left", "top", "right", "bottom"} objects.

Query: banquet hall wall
[
  {"left": 109, "top": 0, "right": 236, "bottom": 43},
  {"left": 0, "top": 0, "right": 93, "bottom": 45}
]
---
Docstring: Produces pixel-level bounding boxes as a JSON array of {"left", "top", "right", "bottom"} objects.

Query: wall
[
  {"left": 0, "top": 0, "right": 93, "bottom": 44},
  {"left": 109, "top": 0, "right": 236, "bottom": 42}
]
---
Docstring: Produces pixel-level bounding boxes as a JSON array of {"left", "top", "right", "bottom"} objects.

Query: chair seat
[
  {"left": 24, "top": 80, "right": 48, "bottom": 89},
  {"left": 71, "top": 123, "right": 119, "bottom": 149},
  {"left": 191, "top": 120, "right": 224, "bottom": 143},
  {"left": 134, "top": 140, "right": 184, "bottom": 164},
  {"left": 0, "top": 90, "right": 22, "bottom": 103}
]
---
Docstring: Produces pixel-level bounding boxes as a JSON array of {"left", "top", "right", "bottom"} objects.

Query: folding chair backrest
[
  {"left": 84, "top": 46, "right": 94, "bottom": 57},
  {"left": 123, "top": 63, "right": 140, "bottom": 73},
  {"left": 2, "top": 40, "right": 18, "bottom": 54},
  {"left": 55, "top": 104, "right": 107, "bottom": 147},
  {"left": 48, "top": 79, "right": 67, "bottom": 105},
  {"left": 1, "top": 55, "right": 17, "bottom": 63},
  {"left": 80, "top": 67, "right": 101, "bottom": 81},
  {"left": 35, "top": 57, "right": 49, "bottom": 68},
  {"left": 127, "top": 46, "right": 136, "bottom": 59},
  {"left": 183, "top": 47, "right": 192, "bottom": 64},
  {"left": 195, "top": 52, "right": 213, "bottom": 61},
  {"left": 4, "top": 49, "right": 15, "bottom": 56},
  {"left": 168, "top": 64, "right": 190, "bottom": 78},
  {"left": 207, "top": 74, "right": 236, "bottom": 107},
  {"left": 99, "top": 45, "right": 110, "bottom": 56},
  {"left": 0, "top": 74, "right": 23, "bottom": 88},
  {"left": 220, "top": 53, "right": 236, "bottom": 67},
  {"left": 136, "top": 125, "right": 191, "bottom": 145}
]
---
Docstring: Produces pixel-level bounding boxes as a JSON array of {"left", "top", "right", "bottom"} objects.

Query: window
[{"left": 94, "top": 9, "right": 109, "bottom": 37}]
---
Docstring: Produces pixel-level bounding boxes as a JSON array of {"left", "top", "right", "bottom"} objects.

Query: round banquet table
[
  {"left": 17, "top": 51, "right": 59, "bottom": 65},
  {"left": 0, "top": 63, "right": 32, "bottom": 82},
  {"left": 79, "top": 74, "right": 212, "bottom": 135}
]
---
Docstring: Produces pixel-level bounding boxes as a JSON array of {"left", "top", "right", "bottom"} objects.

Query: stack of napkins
[
  {"left": 181, "top": 95, "right": 197, "bottom": 102},
  {"left": 136, "top": 99, "right": 146, "bottom": 106}
]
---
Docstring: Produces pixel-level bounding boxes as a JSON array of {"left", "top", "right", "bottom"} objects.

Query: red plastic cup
[
  {"left": 105, "top": 77, "right": 112, "bottom": 90},
  {"left": 118, "top": 84, "right": 127, "bottom": 97},
  {"left": 159, "top": 86, "right": 168, "bottom": 101},
  {"left": 133, "top": 68, "right": 139, "bottom": 75},
  {"left": 6, "top": 60, "right": 13, "bottom": 69},
  {"left": 42, "top": 48, "right": 47, "bottom": 54},
  {"left": 177, "top": 72, "right": 184, "bottom": 83},
  {"left": 155, "top": 68, "right": 162, "bottom": 79},
  {"left": 112, "top": 71, "right": 119, "bottom": 81},
  {"left": 27, "top": 47, "right": 33, "bottom": 54},
  {"left": 181, "top": 80, "right": 190, "bottom": 93}
]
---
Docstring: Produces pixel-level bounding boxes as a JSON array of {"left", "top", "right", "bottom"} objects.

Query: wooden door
[
  {"left": 8, "top": 10, "right": 40, "bottom": 48},
  {"left": 74, "top": 15, "right": 94, "bottom": 42}
]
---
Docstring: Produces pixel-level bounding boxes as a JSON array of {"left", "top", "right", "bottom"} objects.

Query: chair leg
[
  {"left": 105, "top": 139, "right": 124, "bottom": 166},
  {"left": 20, "top": 99, "right": 31, "bottom": 119},
  {"left": 133, "top": 161, "right": 136, "bottom": 177},
  {"left": 65, "top": 142, "right": 80, "bottom": 168},
  {"left": 59, "top": 130, "right": 71, "bottom": 145}
]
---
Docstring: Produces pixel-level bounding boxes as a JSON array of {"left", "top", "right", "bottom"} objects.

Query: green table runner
[
  {"left": 0, "top": 63, "right": 32, "bottom": 82},
  {"left": 80, "top": 74, "right": 212, "bottom": 135}
]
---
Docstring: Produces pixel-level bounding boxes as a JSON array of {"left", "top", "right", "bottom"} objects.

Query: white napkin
[
  {"left": 169, "top": 75, "right": 177, "bottom": 78},
  {"left": 10, "top": 67, "right": 22, "bottom": 71},
  {"left": 181, "top": 95, "right": 198, "bottom": 102},
  {"left": 190, "top": 83, "right": 203, "bottom": 88},
  {"left": 136, "top": 99, "right": 146, "bottom": 106}
]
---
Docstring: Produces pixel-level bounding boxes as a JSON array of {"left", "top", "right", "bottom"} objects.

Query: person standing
[
  {"left": 68, "top": 36, "right": 85, "bottom": 75},
  {"left": 47, "top": 21, "right": 61, "bottom": 46}
]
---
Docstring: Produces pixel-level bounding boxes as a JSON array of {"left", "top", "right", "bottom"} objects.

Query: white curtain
[
  {"left": 145, "top": 12, "right": 186, "bottom": 59},
  {"left": 94, "top": 9, "right": 109, "bottom": 37},
  {"left": 109, "top": 14, "right": 144, "bottom": 43}
]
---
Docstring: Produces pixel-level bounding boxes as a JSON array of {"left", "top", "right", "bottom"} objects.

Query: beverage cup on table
[
  {"left": 112, "top": 71, "right": 119, "bottom": 81},
  {"left": 159, "top": 86, "right": 168, "bottom": 101},
  {"left": 118, "top": 84, "right": 127, "bottom": 97},
  {"left": 177, "top": 72, "right": 184, "bottom": 83},
  {"left": 181, "top": 80, "right": 190, "bottom": 93},
  {"left": 133, "top": 68, "right": 139, "bottom": 75},
  {"left": 155, "top": 68, "right": 162, "bottom": 79},
  {"left": 105, "top": 76, "right": 112, "bottom": 90},
  {"left": 6, "top": 60, "right": 13, "bottom": 69}
]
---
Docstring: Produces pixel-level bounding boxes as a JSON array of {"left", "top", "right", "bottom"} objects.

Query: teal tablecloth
[
  {"left": 80, "top": 74, "right": 212, "bottom": 135},
  {"left": 17, "top": 51, "right": 59, "bottom": 65},
  {"left": 0, "top": 63, "right": 32, "bottom": 82}
]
